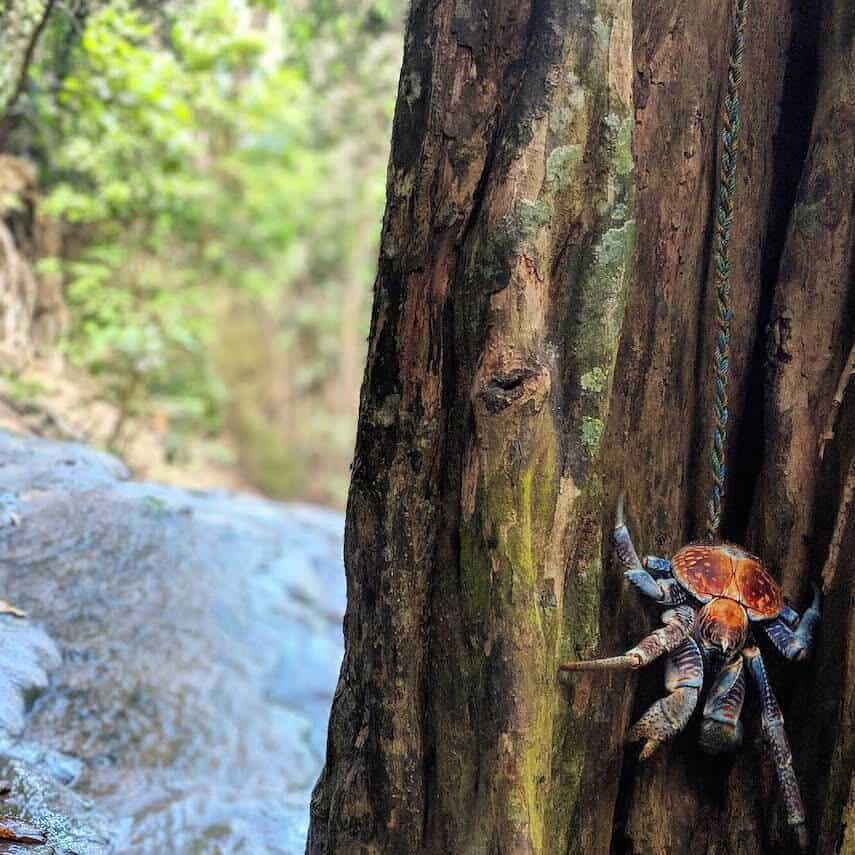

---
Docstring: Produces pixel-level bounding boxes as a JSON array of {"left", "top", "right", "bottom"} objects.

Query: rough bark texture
[
  {"left": 308, "top": 1, "right": 854, "bottom": 853},
  {"left": 0, "top": 155, "right": 66, "bottom": 368},
  {"left": 0, "top": 1, "right": 67, "bottom": 368}
]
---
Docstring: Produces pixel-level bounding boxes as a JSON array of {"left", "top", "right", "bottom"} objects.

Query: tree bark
[{"left": 308, "top": 1, "right": 853, "bottom": 853}]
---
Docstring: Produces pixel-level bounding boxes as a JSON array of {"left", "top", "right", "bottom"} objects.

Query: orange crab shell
[{"left": 671, "top": 543, "right": 783, "bottom": 620}]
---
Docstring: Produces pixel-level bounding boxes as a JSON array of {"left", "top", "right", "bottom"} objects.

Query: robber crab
[{"left": 559, "top": 497, "right": 821, "bottom": 848}]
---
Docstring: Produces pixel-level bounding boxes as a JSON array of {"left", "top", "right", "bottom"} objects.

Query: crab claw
[{"left": 624, "top": 568, "right": 662, "bottom": 600}]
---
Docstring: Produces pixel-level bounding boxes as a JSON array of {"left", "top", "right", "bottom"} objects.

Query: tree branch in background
[{"left": 0, "top": 0, "right": 57, "bottom": 128}]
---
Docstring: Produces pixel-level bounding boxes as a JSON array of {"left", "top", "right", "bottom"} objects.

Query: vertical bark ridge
[
  {"left": 311, "top": 0, "right": 638, "bottom": 851},
  {"left": 433, "top": 1, "right": 637, "bottom": 851},
  {"left": 724, "top": 0, "right": 821, "bottom": 543},
  {"left": 309, "top": 0, "right": 539, "bottom": 850}
]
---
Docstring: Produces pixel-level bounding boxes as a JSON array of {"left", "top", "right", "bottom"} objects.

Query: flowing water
[{"left": 0, "top": 432, "right": 344, "bottom": 853}]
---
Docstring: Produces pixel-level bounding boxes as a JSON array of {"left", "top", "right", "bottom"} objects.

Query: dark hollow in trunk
[{"left": 308, "top": 1, "right": 854, "bottom": 852}]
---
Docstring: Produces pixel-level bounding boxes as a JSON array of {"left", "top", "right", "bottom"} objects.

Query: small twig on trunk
[
  {"left": 818, "top": 339, "right": 855, "bottom": 460},
  {"left": 820, "top": 452, "right": 855, "bottom": 590}
]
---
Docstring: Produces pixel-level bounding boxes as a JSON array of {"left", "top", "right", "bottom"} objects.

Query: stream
[{"left": 0, "top": 430, "right": 344, "bottom": 853}]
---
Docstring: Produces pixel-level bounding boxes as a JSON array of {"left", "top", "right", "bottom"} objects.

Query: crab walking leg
[
  {"left": 779, "top": 603, "right": 801, "bottom": 627},
  {"left": 613, "top": 496, "right": 686, "bottom": 604},
  {"left": 627, "top": 637, "right": 703, "bottom": 759},
  {"left": 743, "top": 644, "right": 808, "bottom": 849},
  {"left": 559, "top": 606, "right": 695, "bottom": 673},
  {"left": 613, "top": 493, "right": 643, "bottom": 571},
  {"left": 764, "top": 584, "right": 821, "bottom": 661},
  {"left": 699, "top": 655, "right": 746, "bottom": 753}
]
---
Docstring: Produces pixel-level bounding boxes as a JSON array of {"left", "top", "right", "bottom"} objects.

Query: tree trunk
[{"left": 308, "top": 1, "right": 853, "bottom": 853}]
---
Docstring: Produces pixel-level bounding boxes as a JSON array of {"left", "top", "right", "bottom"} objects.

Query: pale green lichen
[
  {"left": 546, "top": 145, "right": 583, "bottom": 186},
  {"left": 568, "top": 219, "right": 635, "bottom": 469},
  {"left": 580, "top": 416, "right": 604, "bottom": 458},
  {"left": 580, "top": 367, "right": 607, "bottom": 393},
  {"left": 573, "top": 218, "right": 636, "bottom": 378},
  {"left": 598, "top": 218, "right": 636, "bottom": 266},
  {"left": 548, "top": 106, "right": 573, "bottom": 134},
  {"left": 542, "top": 3, "right": 636, "bottom": 851},
  {"left": 565, "top": 71, "right": 586, "bottom": 111},
  {"left": 591, "top": 15, "right": 610, "bottom": 51},
  {"left": 603, "top": 112, "right": 633, "bottom": 176},
  {"left": 469, "top": 199, "right": 553, "bottom": 293},
  {"left": 509, "top": 199, "right": 553, "bottom": 236},
  {"left": 549, "top": 72, "right": 586, "bottom": 134}
]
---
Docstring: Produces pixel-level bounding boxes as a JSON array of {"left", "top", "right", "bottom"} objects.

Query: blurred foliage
[{"left": 10, "top": 0, "right": 403, "bottom": 504}]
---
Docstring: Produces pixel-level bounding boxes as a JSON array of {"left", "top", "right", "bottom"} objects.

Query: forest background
[{"left": 1, "top": 0, "right": 404, "bottom": 507}]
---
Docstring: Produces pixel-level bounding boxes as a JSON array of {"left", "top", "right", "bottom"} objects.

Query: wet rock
[
  {"left": 0, "top": 742, "right": 84, "bottom": 787},
  {"left": 0, "top": 757, "right": 111, "bottom": 854},
  {"left": 0, "top": 622, "right": 58, "bottom": 736},
  {"left": 0, "top": 431, "right": 345, "bottom": 853}
]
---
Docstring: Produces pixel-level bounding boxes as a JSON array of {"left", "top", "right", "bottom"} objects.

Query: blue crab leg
[
  {"left": 559, "top": 606, "right": 695, "bottom": 673},
  {"left": 613, "top": 493, "right": 643, "bottom": 570},
  {"left": 627, "top": 636, "right": 703, "bottom": 759},
  {"left": 699, "top": 655, "right": 745, "bottom": 753},
  {"left": 763, "top": 584, "right": 821, "bottom": 661},
  {"left": 743, "top": 644, "right": 808, "bottom": 849},
  {"left": 613, "top": 496, "right": 686, "bottom": 604},
  {"left": 779, "top": 604, "right": 800, "bottom": 626}
]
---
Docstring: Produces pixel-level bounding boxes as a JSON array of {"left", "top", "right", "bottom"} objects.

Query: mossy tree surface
[{"left": 308, "top": 1, "right": 853, "bottom": 853}]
